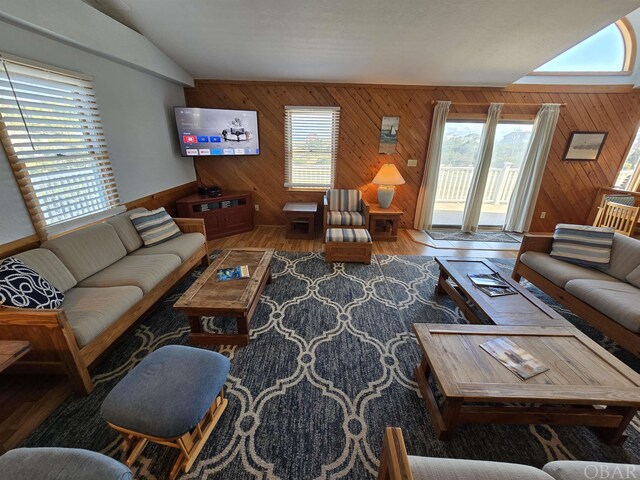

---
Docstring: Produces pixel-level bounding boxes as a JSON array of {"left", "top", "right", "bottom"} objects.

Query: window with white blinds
[
  {"left": 284, "top": 106, "right": 339, "bottom": 189},
  {"left": 0, "top": 53, "right": 120, "bottom": 239}
]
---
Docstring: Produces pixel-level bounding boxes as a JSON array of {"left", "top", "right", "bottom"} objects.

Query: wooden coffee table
[
  {"left": 413, "top": 324, "right": 640, "bottom": 445},
  {"left": 435, "top": 257, "right": 570, "bottom": 327},
  {"left": 174, "top": 248, "right": 274, "bottom": 346}
]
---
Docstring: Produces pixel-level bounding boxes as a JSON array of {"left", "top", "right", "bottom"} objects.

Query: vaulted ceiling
[{"left": 85, "top": 0, "right": 640, "bottom": 86}]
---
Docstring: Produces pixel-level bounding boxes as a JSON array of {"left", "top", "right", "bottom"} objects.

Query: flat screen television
[{"left": 174, "top": 107, "right": 259, "bottom": 157}]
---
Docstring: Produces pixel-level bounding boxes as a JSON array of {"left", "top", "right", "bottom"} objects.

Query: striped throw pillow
[
  {"left": 130, "top": 208, "right": 182, "bottom": 247},
  {"left": 550, "top": 223, "right": 614, "bottom": 267}
]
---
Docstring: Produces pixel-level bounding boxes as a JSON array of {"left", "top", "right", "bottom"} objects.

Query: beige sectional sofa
[
  {"left": 0, "top": 208, "right": 208, "bottom": 394},
  {"left": 512, "top": 232, "right": 640, "bottom": 357},
  {"left": 379, "top": 427, "right": 636, "bottom": 480}
]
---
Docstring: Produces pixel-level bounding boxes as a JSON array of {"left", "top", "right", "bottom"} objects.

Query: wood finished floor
[
  {"left": 0, "top": 226, "right": 516, "bottom": 454},
  {"left": 208, "top": 226, "right": 519, "bottom": 258}
]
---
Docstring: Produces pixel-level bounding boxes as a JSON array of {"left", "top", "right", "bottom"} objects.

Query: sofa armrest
[
  {"left": 519, "top": 233, "right": 553, "bottom": 254},
  {"left": 0, "top": 306, "right": 93, "bottom": 394},
  {"left": 377, "top": 427, "right": 413, "bottom": 480},
  {"left": 512, "top": 234, "right": 553, "bottom": 282},
  {"left": 0, "top": 305, "right": 65, "bottom": 327},
  {"left": 174, "top": 217, "right": 206, "bottom": 236}
]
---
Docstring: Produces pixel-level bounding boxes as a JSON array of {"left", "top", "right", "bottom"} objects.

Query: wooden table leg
[
  {"left": 595, "top": 407, "right": 636, "bottom": 446},
  {"left": 438, "top": 398, "right": 462, "bottom": 440},
  {"left": 435, "top": 268, "right": 448, "bottom": 295},
  {"left": 414, "top": 355, "right": 452, "bottom": 440},
  {"left": 188, "top": 316, "right": 203, "bottom": 333}
]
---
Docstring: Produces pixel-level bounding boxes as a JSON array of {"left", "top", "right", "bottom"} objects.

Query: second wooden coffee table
[
  {"left": 435, "top": 257, "right": 570, "bottom": 327},
  {"left": 174, "top": 248, "right": 274, "bottom": 346},
  {"left": 413, "top": 323, "right": 640, "bottom": 445}
]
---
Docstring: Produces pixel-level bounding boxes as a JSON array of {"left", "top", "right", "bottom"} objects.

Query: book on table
[
  {"left": 216, "top": 265, "right": 250, "bottom": 282},
  {"left": 480, "top": 337, "right": 550, "bottom": 380},
  {"left": 467, "top": 272, "right": 517, "bottom": 297}
]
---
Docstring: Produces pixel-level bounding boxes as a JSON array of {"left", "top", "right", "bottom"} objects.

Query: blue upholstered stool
[
  {"left": 101, "top": 345, "right": 230, "bottom": 480},
  {"left": 0, "top": 447, "right": 132, "bottom": 480}
]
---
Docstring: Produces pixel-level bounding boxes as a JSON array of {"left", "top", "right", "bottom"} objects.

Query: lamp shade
[{"left": 372, "top": 164, "right": 405, "bottom": 185}]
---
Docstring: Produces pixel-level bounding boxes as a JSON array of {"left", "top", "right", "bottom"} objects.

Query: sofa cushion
[
  {"left": 62, "top": 286, "right": 143, "bottom": 347},
  {"left": 565, "top": 279, "right": 640, "bottom": 333},
  {"left": 41, "top": 223, "right": 127, "bottom": 282},
  {"left": 596, "top": 233, "right": 640, "bottom": 281},
  {"left": 327, "top": 211, "right": 366, "bottom": 226},
  {"left": 326, "top": 189, "right": 362, "bottom": 212},
  {"left": 130, "top": 232, "right": 205, "bottom": 263},
  {"left": 0, "top": 447, "right": 132, "bottom": 480},
  {"left": 130, "top": 207, "right": 182, "bottom": 247},
  {"left": 520, "top": 252, "right": 618, "bottom": 288},
  {"left": 326, "top": 228, "right": 372, "bottom": 243},
  {"left": 408, "top": 456, "right": 554, "bottom": 480},
  {"left": 78, "top": 254, "right": 181, "bottom": 294},
  {"left": 550, "top": 224, "right": 614, "bottom": 268},
  {"left": 543, "top": 461, "right": 637, "bottom": 480},
  {"left": 14, "top": 248, "right": 77, "bottom": 293},
  {"left": 0, "top": 257, "right": 64, "bottom": 309},
  {"left": 106, "top": 208, "right": 147, "bottom": 253},
  {"left": 626, "top": 264, "right": 640, "bottom": 289}
]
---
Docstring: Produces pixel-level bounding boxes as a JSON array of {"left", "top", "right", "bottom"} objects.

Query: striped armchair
[{"left": 322, "top": 189, "right": 370, "bottom": 241}]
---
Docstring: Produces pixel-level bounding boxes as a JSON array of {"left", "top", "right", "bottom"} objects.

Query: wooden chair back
[
  {"left": 593, "top": 201, "right": 640, "bottom": 236},
  {"left": 377, "top": 427, "right": 413, "bottom": 480}
]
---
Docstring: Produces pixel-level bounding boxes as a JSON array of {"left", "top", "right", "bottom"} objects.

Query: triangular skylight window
[{"left": 534, "top": 20, "right": 632, "bottom": 73}]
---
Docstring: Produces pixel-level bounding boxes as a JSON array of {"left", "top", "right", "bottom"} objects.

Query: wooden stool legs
[{"left": 109, "top": 389, "right": 228, "bottom": 479}]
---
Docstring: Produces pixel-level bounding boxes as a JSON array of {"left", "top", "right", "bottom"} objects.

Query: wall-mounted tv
[{"left": 174, "top": 107, "right": 259, "bottom": 157}]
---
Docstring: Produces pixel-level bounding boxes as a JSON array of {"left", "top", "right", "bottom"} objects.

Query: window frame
[
  {"left": 284, "top": 106, "right": 340, "bottom": 191},
  {"left": 530, "top": 19, "right": 636, "bottom": 76},
  {"left": 0, "top": 52, "right": 122, "bottom": 240},
  {"left": 613, "top": 123, "right": 640, "bottom": 192}
]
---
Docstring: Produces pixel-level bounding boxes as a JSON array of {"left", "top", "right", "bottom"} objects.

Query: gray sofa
[
  {"left": 0, "top": 447, "right": 132, "bottom": 480},
  {"left": 512, "top": 232, "right": 640, "bottom": 357},
  {"left": 379, "top": 427, "right": 636, "bottom": 480},
  {"left": 0, "top": 208, "right": 208, "bottom": 394}
]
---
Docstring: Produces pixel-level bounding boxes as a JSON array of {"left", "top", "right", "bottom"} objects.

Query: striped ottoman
[{"left": 325, "top": 228, "right": 372, "bottom": 264}]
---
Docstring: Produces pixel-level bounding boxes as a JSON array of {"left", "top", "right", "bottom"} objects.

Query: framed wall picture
[
  {"left": 378, "top": 116, "right": 400, "bottom": 154},
  {"left": 563, "top": 131, "right": 607, "bottom": 161}
]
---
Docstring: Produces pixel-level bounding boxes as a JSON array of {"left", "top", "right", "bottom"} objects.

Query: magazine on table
[
  {"left": 467, "top": 272, "right": 517, "bottom": 297},
  {"left": 480, "top": 337, "right": 550, "bottom": 380},
  {"left": 216, "top": 265, "right": 250, "bottom": 282}
]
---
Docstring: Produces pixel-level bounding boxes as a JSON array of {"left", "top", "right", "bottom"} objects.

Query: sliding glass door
[
  {"left": 478, "top": 122, "right": 533, "bottom": 227},
  {"left": 432, "top": 121, "right": 483, "bottom": 226},
  {"left": 432, "top": 120, "right": 532, "bottom": 229}
]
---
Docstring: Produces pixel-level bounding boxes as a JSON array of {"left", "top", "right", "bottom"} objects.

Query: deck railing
[{"left": 436, "top": 164, "right": 520, "bottom": 204}]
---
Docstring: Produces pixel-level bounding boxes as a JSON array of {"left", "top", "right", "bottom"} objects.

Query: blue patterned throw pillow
[
  {"left": 550, "top": 223, "right": 614, "bottom": 268},
  {"left": 0, "top": 257, "right": 64, "bottom": 309}
]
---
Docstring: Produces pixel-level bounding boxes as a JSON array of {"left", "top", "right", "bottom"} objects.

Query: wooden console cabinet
[{"left": 177, "top": 191, "right": 254, "bottom": 240}]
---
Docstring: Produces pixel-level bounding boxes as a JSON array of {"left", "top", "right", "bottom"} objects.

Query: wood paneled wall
[{"left": 186, "top": 81, "right": 640, "bottom": 231}]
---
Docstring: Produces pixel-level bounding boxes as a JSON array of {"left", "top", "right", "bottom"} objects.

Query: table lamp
[{"left": 372, "top": 164, "right": 405, "bottom": 208}]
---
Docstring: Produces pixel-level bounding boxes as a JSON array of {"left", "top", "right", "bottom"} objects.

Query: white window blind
[
  {"left": 284, "top": 106, "right": 339, "bottom": 189},
  {"left": 0, "top": 53, "right": 120, "bottom": 239}
]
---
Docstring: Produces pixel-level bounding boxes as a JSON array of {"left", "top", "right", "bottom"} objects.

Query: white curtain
[
  {"left": 461, "top": 103, "right": 503, "bottom": 232},
  {"left": 504, "top": 103, "right": 561, "bottom": 233},
  {"left": 414, "top": 101, "right": 451, "bottom": 230}
]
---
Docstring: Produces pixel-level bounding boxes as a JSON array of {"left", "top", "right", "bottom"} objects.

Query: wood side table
[
  {"left": 368, "top": 203, "right": 402, "bottom": 241},
  {"left": 283, "top": 202, "right": 318, "bottom": 240}
]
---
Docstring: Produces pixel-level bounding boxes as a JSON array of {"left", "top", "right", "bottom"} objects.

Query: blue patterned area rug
[{"left": 25, "top": 253, "right": 640, "bottom": 479}]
